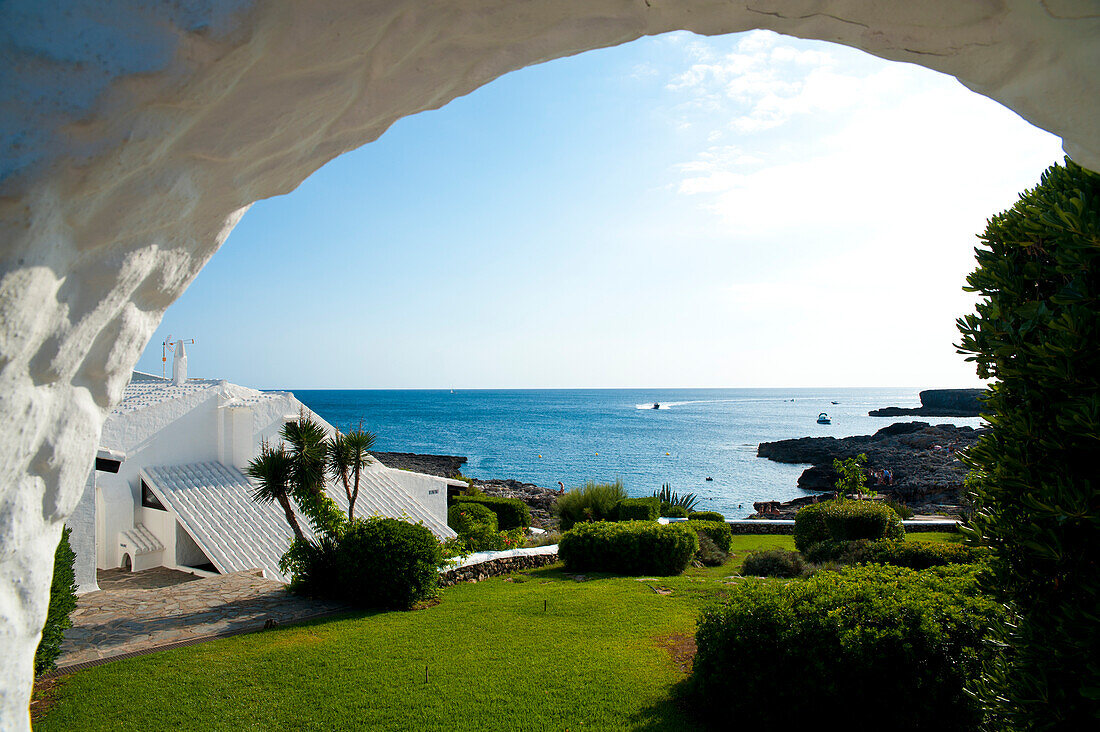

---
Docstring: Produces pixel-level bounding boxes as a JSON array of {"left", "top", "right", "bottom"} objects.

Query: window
[{"left": 141, "top": 479, "right": 166, "bottom": 511}]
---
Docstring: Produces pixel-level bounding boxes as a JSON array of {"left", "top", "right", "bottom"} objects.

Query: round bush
[
  {"left": 448, "top": 502, "right": 500, "bottom": 552},
  {"left": 687, "top": 520, "right": 733, "bottom": 553},
  {"left": 663, "top": 505, "right": 688, "bottom": 518},
  {"left": 688, "top": 511, "right": 725, "bottom": 522},
  {"left": 690, "top": 564, "right": 1004, "bottom": 730},
  {"left": 794, "top": 499, "right": 904, "bottom": 554},
  {"left": 558, "top": 520, "right": 699, "bottom": 576},
  {"left": 741, "top": 548, "right": 807, "bottom": 578},
  {"left": 335, "top": 517, "right": 443, "bottom": 609}
]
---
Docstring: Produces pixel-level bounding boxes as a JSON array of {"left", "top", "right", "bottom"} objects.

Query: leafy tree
[
  {"left": 956, "top": 158, "right": 1100, "bottom": 729},
  {"left": 833, "top": 453, "right": 870, "bottom": 498},
  {"left": 246, "top": 440, "right": 306, "bottom": 543}
]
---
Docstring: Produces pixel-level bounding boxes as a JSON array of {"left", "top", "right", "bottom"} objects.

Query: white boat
[{"left": 817, "top": 412, "right": 831, "bottom": 424}]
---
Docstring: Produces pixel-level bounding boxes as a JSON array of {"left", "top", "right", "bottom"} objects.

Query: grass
[{"left": 36, "top": 532, "right": 957, "bottom": 731}]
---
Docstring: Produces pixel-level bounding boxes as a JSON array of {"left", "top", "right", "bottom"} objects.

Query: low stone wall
[
  {"left": 726, "top": 520, "right": 960, "bottom": 535},
  {"left": 439, "top": 552, "right": 559, "bottom": 587}
]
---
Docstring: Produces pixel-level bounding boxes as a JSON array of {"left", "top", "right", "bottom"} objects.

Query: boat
[
  {"left": 705, "top": 476, "right": 713, "bottom": 482},
  {"left": 652, "top": 403, "right": 660, "bottom": 409},
  {"left": 817, "top": 412, "right": 831, "bottom": 424},
  {"left": 831, "top": 401, "right": 839, "bottom": 405}
]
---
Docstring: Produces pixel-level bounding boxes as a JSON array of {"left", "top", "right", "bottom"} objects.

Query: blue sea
[{"left": 294, "top": 388, "right": 984, "bottom": 519}]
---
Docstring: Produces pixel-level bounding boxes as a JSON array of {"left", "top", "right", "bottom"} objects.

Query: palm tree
[
  {"left": 328, "top": 425, "right": 376, "bottom": 521},
  {"left": 246, "top": 441, "right": 306, "bottom": 543},
  {"left": 281, "top": 415, "right": 344, "bottom": 536}
]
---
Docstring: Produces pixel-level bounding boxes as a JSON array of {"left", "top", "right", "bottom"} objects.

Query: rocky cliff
[
  {"left": 758, "top": 422, "right": 984, "bottom": 506},
  {"left": 869, "top": 389, "right": 984, "bottom": 417}
]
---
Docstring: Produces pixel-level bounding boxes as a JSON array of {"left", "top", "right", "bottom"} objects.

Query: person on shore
[
  {"left": 884, "top": 468, "right": 894, "bottom": 486},
  {"left": 557, "top": 481, "right": 565, "bottom": 495}
]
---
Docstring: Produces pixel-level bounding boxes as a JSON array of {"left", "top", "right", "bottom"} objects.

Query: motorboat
[
  {"left": 817, "top": 412, "right": 832, "bottom": 424},
  {"left": 652, "top": 403, "right": 660, "bottom": 409}
]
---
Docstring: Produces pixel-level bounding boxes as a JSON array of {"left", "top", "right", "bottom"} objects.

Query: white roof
[
  {"left": 119, "top": 524, "right": 164, "bottom": 555},
  {"left": 113, "top": 373, "right": 285, "bottom": 417},
  {"left": 142, "top": 460, "right": 455, "bottom": 583},
  {"left": 143, "top": 462, "right": 300, "bottom": 582}
]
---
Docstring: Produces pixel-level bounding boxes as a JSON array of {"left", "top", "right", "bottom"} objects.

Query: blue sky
[{"left": 136, "top": 31, "right": 1063, "bottom": 389}]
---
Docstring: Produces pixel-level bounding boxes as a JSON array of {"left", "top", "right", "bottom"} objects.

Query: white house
[{"left": 67, "top": 345, "right": 457, "bottom": 593}]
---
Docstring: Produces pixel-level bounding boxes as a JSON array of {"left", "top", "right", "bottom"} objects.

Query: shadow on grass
[{"left": 627, "top": 677, "right": 707, "bottom": 731}]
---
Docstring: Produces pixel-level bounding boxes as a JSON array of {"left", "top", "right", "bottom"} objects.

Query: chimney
[{"left": 172, "top": 340, "right": 188, "bottom": 385}]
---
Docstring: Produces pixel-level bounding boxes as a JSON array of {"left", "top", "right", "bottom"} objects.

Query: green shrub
[
  {"left": 956, "top": 159, "right": 1100, "bottom": 728},
  {"left": 451, "top": 495, "right": 530, "bottom": 530},
  {"left": 694, "top": 533, "right": 728, "bottom": 567},
  {"left": 558, "top": 520, "right": 699, "bottom": 576},
  {"left": 653, "top": 483, "right": 698, "bottom": 513},
  {"left": 807, "top": 538, "right": 975, "bottom": 569},
  {"left": 794, "top": 499, "right": 904, "bottom": 555},
  {"left": 882, "top": 497, "right": 914, "bottom": 519},
  {"left": 553, "top": 480, "right": 628, "bottom": 530},
  {"left": 448, "top": 501, "right": 497, "bottom": 548},
  {"left": 35, "top": 527, "right": 78, "bottom": 676},
  {"left": 687, "top": 520, "right": 732, "bottom": 553},
  {"left": 616, "top": 497, "right": 659, "bottom": 522},
  {"left": 688, "top": 511, "right": 725, "bottom": 522},
  {"left": 741, "top": 548, "right": 808, "bottom": 578},
  {"left": 690, "top": 564, "right": 1004, "bottom": 730},
  {"left": 663, "top": 505, "right": 688, "bottom": 518},
  {"left": 280, "top": 534, "right": 341, "bottom": 596},
  {"left": 335, "top": 517, "right": 443, "bottom": 609}
]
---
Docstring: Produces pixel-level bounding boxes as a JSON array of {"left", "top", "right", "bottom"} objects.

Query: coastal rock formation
[
  {"left": 2, "top": 2, "right": 1098, "bottom": 725},
  {"left": 470, "top": 478, "right": 560, "bottom": 529},
  {"left": 758, "top": 422, "right": 983, "bottom": 506},
  {"left": 371, "top": 452, "right": 467, "bottom": 479},
  {"left": 870, "top": 389, "right": 985, "bottom": 417}
]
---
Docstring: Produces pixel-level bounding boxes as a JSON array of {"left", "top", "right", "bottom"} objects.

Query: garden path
[{"left": 56, "top": 568, "right": 347, "bottom": 673}]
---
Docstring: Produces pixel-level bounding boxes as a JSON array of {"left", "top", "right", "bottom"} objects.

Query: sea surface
[{"left": 293, "top": 388, "right": 985, "bottom": 519}]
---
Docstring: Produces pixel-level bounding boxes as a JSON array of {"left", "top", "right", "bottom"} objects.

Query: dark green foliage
[
  {"left": 662, "top": 505, "right": 688, "bottom": 518},
  {"left": 882, "top": 497, "right": 914, "bottom": 519},
  {"left": 808, "top": 538, "right": 974, "bottom": 569},
  {"left": 558, "top": 520, "right": 699, "bottom": 576},
  {"left": 833, "top": 452, "right": 869, "bottom": 496},
  {"left": 281, "top": 417, "right": 345, "bottom": 538},
  {"left": 452, "top": 494, "right": 531, "bottom": 530},
  {"left": 652, "top": 483, "right": 698, "bottom": 513},
  {"left": 553, "top": 480, "right": 627, "bottom": 530},
  {"left": 693, "top": 533, "right": 729, "bottom": 567},
  {"left": 793, "top": 499, "right": 904, "bottom": 555},
  {"left": 741, "top": 547, "right": 808, "bottom": 578},
  {"left": 688, "top": 511, "right": 725, "bottom": 522},
  {"left": 448, "top": 502, "right": 499, "bottom": 551},
  {"left": 690, "top": 565, "right": 1004, "bottom": 730},
  {"left": 956, "top": 159, "right": 1100, "bottom": 729},
  {"left": 335, "top": 518, "right": 443, "bottom": 609},
  {"left": 279, "top": 534, "right": 341, "bottom": 597},
  {"left": 615, "top": 497, "right": 660, "bottom": 521},
  {"left": 35, "top": 527, "right": 78, "bottom": 676},
  {"left": 687, "top": 520, "right": 732, "bottom": 553}
]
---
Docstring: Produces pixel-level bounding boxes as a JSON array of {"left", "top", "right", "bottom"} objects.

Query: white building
[{"left": 67, "top": 346, "right": 456, "bottom": 593}]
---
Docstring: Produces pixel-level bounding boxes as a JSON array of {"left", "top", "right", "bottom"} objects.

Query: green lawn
[{"left": 36, "top": 532, "right": 955, "bottom": 731}]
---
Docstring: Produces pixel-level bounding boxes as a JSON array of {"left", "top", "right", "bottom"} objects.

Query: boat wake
[{"left": 634, "top": 399, "right": 748, "bottom": 410}]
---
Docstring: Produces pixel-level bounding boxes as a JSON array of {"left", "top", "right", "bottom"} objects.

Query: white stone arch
[{"left": 1, "top": 1, "right": 1097, "bottom": 725}]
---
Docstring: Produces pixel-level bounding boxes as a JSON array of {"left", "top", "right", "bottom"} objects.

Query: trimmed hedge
[
  {"left": 690, "top": 564, "right": 1004, "bottom": 730},
  {"left": 448, "top": 502, "right": 499, "bottom": 551},
  {"left": 688, "top": 511, "right": 725, "bottom": 522},
  {"left": 741, "top": 548, "right": 808, "bottom": 578},
  {"left": 452, "top": 495, "right": 531, "bottom": 530},
  {"left": 794, "top": 499, "right": 904, "bottom": 554},
  {"left": 35, "top": 527, "right": 78, "bottom": 676},
  {"left": 558, "top": 521, "right": 699, "bottom": 576},
  {"left": 663, "top": 505, "right": 688, "bottom": 518},
  {"left": 336, "top": 517, "right": 443, "bottom": 609},
  {"left": 834, "top": 539, "right": 975, "bottom": 569},
  {"left": 616, "top": 497, "right": 660, "bottom": 522},
  {"left": 687, "top": 520, "right": 732, "bottom": 553}
]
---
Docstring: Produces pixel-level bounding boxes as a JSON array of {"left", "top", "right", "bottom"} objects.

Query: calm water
[{"left": 294, "top": 388, "right": 985, "bottom": 519}]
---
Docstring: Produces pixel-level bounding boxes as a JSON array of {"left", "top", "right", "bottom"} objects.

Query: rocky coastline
[
  {"left": 755, "top": 421, "right": 984, "bottom": 518},
  {"left": 370, "top": 452, "right": 560, "bottom": 528},
  {"left": 869, "top": 388, "right": 984, "bottom": 418}
]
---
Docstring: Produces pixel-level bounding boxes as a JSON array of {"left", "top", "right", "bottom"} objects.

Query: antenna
[{"left": 162, "top": 334, "right": 173, "bottom": 379}]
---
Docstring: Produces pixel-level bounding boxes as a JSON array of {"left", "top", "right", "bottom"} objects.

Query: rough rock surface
[
  {"left": 870, "top": 389, "right": 984, "bottom": 417},
  {"left": 438, "top": 552, "right": 558, "bottom": 587},
  {"left": 371, "top": 452, "right": 467, "bottom": 479},
  {"left": 1, "top": 2, "right": 1098, "bottom": 725},
  {"left": 758, "top": 422, "right": 984, "bottom": 505},
  {"left": 470, "top": 478, "right": 560, "bottom": 529}
]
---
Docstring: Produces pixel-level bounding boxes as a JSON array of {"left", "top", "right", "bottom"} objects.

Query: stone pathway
[{"left": 58, "top": 569, "right": 347, "bottom": 671}]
